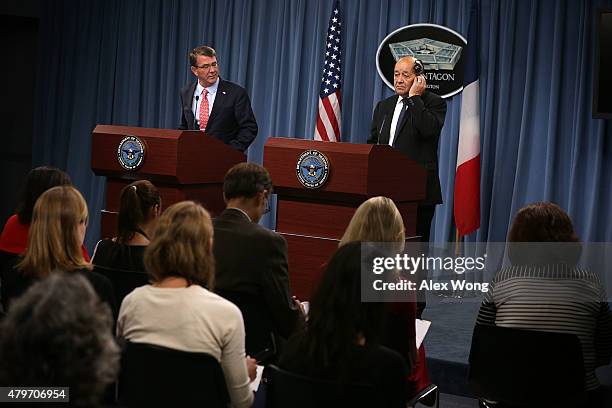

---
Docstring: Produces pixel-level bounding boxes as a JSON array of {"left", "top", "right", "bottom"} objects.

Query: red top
[{"left": 0, "top": 214, "right": 91, "bottom": 261}]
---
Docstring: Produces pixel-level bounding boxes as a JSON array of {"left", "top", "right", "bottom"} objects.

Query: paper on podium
[
  {"left": 250, "top": 365, "right": 265, "bottom": 392},
  {"left": 416, "top": 319, "right": 431, "bottom": 349}
]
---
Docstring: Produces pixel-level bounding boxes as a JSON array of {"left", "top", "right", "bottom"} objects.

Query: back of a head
[
  {"left": 508, "top": 202, "right": 580, "bottom": 265},
  {"left": 340, "top": 196, "right": 405, "bottom": 247},
  {"left": 508, "top": 202, "right": 578, "bottom": 243},
  {"left": 117, "top": 180, "right": 161, "bottom": 243},
  {"left": 16, "top": 166, "right": 72, "bottom": 224},
  {"left": 18, "top": 186, "right": 89, "bottom": 278},
  {"left": 145, "top": 201, "right": 215, "bottom": 289},
  {"left": 0, "top": 272, "right": 119, "bottom": 407},
  {"left": 223, "top": 162, "right": 273, "bottom": 200},
  {"left": 304, "top": 241, "right": 384, "bottom": 368}
]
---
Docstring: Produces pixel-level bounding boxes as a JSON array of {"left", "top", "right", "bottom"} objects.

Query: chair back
[
  {"left": 119, "top": 341, "right": 229, "bottom": 407},
  {"left": 217, "top": 289, "right": 278, "bottom": 362},
  {"left": 264, "top": 364, "right": 378, "bottom": 408},
  {"left": 468, "top": 324, "right": 586, "bottom": 407}
]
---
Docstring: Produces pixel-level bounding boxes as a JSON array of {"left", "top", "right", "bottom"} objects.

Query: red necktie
[{"left": 199, "top": 89, "right": 209, "bottom": 131}]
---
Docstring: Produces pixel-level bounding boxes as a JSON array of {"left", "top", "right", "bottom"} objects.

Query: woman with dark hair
[
  {"left": 0, "top": 166, "right": 78, "bottom": 255},
  {"left": 1, "top": 186, "right": 115, "bottom": 313},
  {"left": 279, "top": 241, "right": 408, "bottom": 407},
  {"left": 93, "top": 180, "right": 161, "bottom": 275},
  {"left": 117, "top": 201, "right": 255, "bottom": 408},
  {"left": 476, "top": 202, "right": 612, "bottom": 407}
]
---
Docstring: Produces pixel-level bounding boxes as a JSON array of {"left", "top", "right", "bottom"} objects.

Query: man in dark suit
[
  {"left": 178, "top": 46, "right": 257, "bottom": 153},
  {"left": 369, "top": 56, "right": 447, "bottom": 317},
  {"left": 213, "top": 163, "right": 303, "bottom": 361}
]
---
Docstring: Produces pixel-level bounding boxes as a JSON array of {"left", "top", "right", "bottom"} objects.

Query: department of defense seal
[
  {"left": 296, "top": 150, "right": 330, "bottom": 189},
  {"left": 117, "top": 136, "right": 145, "bottom": 171}
]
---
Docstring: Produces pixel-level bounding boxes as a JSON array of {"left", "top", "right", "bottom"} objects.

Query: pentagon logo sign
[{"left": 377, "top": 23, "right": 467, "bottom": 98}]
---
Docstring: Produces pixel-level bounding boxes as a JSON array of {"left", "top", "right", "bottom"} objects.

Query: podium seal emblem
[
  {"left": 117, "top": 136, "right": 145, "bottom": 171},
  {"left": 296, "top": 150, "right": 330, "bottom": 189}
]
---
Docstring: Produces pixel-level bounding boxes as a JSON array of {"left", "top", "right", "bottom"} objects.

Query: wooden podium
[
  {"left": 263, "top": 137, "right": 427, "bottom": 299},
  {"left": 91, "top": 125, "right": 245, "bottom": 238}
]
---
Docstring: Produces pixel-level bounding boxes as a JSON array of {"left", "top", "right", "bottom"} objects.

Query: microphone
[
  {"left": 193, "top": 95, "right": 200, "bottom": 130},
  {"left": 377, "top": 113, "right": 388, "bottom": 145}
]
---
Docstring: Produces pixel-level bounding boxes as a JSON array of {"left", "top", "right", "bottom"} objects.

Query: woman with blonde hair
[
  {"left": 2, "top": 186, "right": 115, "bottom": 313},
  {"left": 117, "top": 201, "right": 255, "bottom": 408},
  {"left": 340, "top": 196, "right": 405, "bottom": 247},
  {"left": 340, "top": 196, "right": 433, "bottom": 401}
]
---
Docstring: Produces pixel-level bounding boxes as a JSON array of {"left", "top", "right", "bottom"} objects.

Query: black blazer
[
  {"left": 369, "top": 91, "right": 447, "bottom": 205},
  {"left": 212, "top": 209, "right": 302, "bottom": 341},
  {"left": 178, "top": 79, "right": 258, "bottom": 152}
]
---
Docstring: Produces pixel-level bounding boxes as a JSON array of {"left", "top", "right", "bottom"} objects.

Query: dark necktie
[{"left": 393, "top": 98, "right": 409, "bottom": 145}]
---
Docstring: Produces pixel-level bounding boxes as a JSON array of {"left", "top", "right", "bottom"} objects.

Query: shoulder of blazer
[
  {"left": 422, "top": 90, "right": 444, "bottom": 105},
  {"left": 181, "top": 81, "right": 197, "bottom": 100},
  {"left": 381, "top": 94, "right": 399, "bottom": 111},
  {"left": 218, "top": 79, "right": 246, "bottom": 95}
]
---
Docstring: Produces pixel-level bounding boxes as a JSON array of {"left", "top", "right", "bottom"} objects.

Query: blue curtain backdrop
[{"left": 32, "top": 0, "right": 612, "bottom": 251}]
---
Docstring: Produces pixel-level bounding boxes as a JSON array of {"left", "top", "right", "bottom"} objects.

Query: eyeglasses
[
  {"left": 263, "top": 195, "right": 271, "bottom": 214},
  {"left": 262, "top": 190, "right": 271, "bottom": 215},
  {"left": 194, "top": 62, "right": 218, "bottom": 70}
]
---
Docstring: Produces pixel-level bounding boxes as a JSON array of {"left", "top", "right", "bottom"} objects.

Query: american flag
[{"left": 314, "top": 1, "right": 342, "bottom": 142}]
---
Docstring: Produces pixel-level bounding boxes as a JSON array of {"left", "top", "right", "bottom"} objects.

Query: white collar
[{"left": 195, "top": 77, "right": 220, "bottom": 96}]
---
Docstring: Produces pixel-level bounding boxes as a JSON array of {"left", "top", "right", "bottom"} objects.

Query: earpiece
[{"left": 414, "top": 59, "right": 425, "bottom": 76}]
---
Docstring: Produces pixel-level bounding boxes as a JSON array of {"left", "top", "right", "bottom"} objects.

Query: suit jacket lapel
[
  {"left": 185, "top": 81, "right": 197, "bottom": 129},
  {"left": 395, "top": 104, "right": 410, "bottom": 142},
  {"left": 379, "top": 98, "right": 396, "bottom": 145},
  {"left": 207, "top": 79, "right": 226, "bottom": 125}
]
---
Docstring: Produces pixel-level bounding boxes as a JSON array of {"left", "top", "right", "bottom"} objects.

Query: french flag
[{"left": 454, "top": 3, "right": 481, "bottom": 236}]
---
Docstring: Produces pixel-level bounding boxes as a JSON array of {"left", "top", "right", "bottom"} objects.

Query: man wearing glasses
[
  {"left": 179, "top": 45, "right": 258, "bottom": 153},
  {"left": 212, "top": 163, "right": 304, "bottom": 363}
]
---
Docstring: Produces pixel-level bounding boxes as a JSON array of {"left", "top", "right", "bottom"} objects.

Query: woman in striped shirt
[{"left": 476, "top": 202, "right": 612, "bottom": 406}]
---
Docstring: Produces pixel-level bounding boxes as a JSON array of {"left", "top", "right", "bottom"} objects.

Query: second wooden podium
[{"left": 263, "top": 137, "right": 426, "bottom": 299}]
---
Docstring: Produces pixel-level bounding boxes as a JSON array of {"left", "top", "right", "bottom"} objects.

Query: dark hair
[
  {"left": 117, "top": 180, "right": 160, "bottom": 244},
  {"left": 507, "top": 202, "right": 581, "bottom": 265},
  {"left": 0, "top": 273, "right": 119, "bottom": 407},
  {"left": 16, "top": 166, "right": 72, "bottom": 224},
  {"left": 294, "top": 241, "right": 385, "bottom": 379},
  {"left": 508, "top": 202, "right": 579, "bottom": 243},
  {"left": 223, "top": 162, "right": 273, "bottom": 200},
  {"left": 189, "top": 45, "right": 216, "bottom": 66}
]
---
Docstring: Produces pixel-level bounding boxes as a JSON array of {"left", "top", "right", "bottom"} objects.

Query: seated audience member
[
  {"left": 93, "top": 180, "right": 161, "bottom": 274},
  {"left": 476, "top": 202, "right": 612, "bottom": 407},
  {"left": 0, "top": 166, "right": 89, "bottom": 259},
  {"left": 117, "top": 201, "right": 255, "bottom": 408},
  {"left": 212, "top": 163, "right": 303, "bottom": 360},
  {"left": 1, "top": 186, "right": 115, "bottom": 313},
  {"left": 0, "top": 272, "right": 120, "bottom": 407},
  {"left": 279, "top": 241, "right": 408, "bottom": 408},
  {"left": 339, "top": 196, "right": 431, "bottom": 399}
]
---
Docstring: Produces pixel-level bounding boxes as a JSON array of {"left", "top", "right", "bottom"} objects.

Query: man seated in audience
[
  {"left": 476, "top": 202, "right": 612, "bottom": 408},
  {"left": 213, "top": 163, "right": 304, "bottom": 361},
  {"left": 0, "top": 273, "right": 120, "bottom": 407}
]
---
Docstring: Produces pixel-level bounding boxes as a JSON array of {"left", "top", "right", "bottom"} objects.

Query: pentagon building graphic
[{"left": 389, "top": 38, "right": 462, "bottom": 70}]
